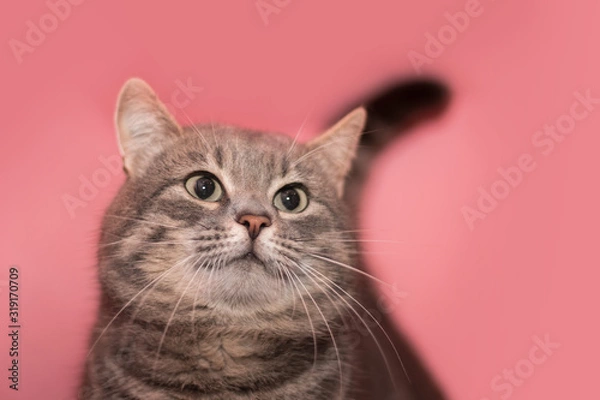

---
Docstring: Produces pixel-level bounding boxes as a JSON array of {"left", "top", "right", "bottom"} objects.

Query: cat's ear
[
  {"left": 307, "top": 107, "right": 366, "bottom": 197},
  {"left": 115, "top": 78, "right": 182, "bottom": 176}
]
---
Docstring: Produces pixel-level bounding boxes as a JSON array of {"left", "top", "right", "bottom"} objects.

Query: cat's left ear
[
  {"left": 115, "top": 78, "right": 182, "bottom": 177},
  {"left": 307, "top": 107, "right": 366, "bottom": 197}
]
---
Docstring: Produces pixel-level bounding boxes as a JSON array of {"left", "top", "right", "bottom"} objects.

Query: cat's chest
[{"left": 193, "top": 334, "right": 261, "bottom": 372}]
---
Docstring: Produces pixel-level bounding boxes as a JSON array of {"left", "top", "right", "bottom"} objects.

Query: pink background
[{"left": 2, "top": 0, "right": 599, "bottom": 399}]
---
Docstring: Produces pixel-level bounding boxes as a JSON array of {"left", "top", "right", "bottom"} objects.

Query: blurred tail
[
  {"left": 336, "top": 78, "right": 451, "bottom": 208},
  {"left": 362, "top": 78, "right": 449, "bottom": 145},
  {"left": 333, "top": 78, "right": 451, "bottom": 400}
]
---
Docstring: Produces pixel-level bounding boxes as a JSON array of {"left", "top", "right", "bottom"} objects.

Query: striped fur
[{"left": 80, "top": 78, "right": 449, "bottom": 399}]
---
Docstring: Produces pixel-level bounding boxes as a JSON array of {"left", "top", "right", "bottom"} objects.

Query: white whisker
[
  {"left": 87, "top": 253, "right": 195, "bottom": 358},
  {"left": 301, "top": 262, "right": 409, "bottom": 386},
  {"left": 103, "top": 214, "right": 182, "bottom": 230},
  {"left": 286, "top": 106, "right": 314, "bottom": 158},
  {"left": 153, "top": 257, "right": 205, "bottom": 371},
  {"left": 305, "top": 252, "right": 394, "bottom": 290},
  {"left": 179, "top": 108, "right": 211, "bottom": 149},
  {"left": 288, "top": 268, "right": 344, "bottom": 398},
  {"left": 281, "top": 263, "right": 318, "bottom": 370}
]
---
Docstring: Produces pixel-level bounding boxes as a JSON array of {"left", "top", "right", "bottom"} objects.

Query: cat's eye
[
  {"left": 273, "top": 186, "right": 308, "bottom": 213},
  {"left": 185, "top": 173, "right": 223, "bottom": 202}
]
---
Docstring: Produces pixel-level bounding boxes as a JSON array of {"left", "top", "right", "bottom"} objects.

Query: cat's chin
[
  {"left": 202, "top": 259, "right": 291, "bottom": 312},
  {"left": 233, "top": 252, "right": 266, "bottom": 270}
]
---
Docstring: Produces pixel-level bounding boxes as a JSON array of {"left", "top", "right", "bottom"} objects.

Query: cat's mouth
[
  {"left": 243, "top": 252, "right": 262, "bottom": 263},
  {"left": 232, "top": 251, "right": 266, "bottom": 268}
]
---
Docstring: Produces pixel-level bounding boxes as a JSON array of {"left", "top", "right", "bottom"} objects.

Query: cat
[{"left": 80, "top": 77, "right": 449, "bottom": 399}]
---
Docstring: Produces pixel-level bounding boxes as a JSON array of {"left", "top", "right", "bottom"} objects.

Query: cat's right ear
[{"left": 115, "top": 78, "right": 182, "bottom": 177}]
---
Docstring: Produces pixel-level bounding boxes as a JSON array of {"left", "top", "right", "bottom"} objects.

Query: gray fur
[{"left": 80, "top": 78, "right": 447, "bottom": 400}]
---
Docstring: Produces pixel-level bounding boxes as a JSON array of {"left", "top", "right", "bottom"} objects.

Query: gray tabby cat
[{"left": 80, "top": 78, "right": 449, "bottom": 399}]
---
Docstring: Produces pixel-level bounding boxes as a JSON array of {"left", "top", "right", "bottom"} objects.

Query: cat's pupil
[
  {"left": 280, "top": 188, "right": 300, "bottom": 210},
  {"left": 195, "top": 177, "right": 215, "bottom": 199}
]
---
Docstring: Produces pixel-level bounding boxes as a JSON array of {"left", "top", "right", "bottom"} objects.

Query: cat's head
[{"left": 99, "top": 78, "right": 366, "bottom": 317}]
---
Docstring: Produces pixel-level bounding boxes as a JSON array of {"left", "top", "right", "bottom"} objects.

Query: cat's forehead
[
  {"left": 171, "top": 124, "right": 311, "bottom": 189},
  {"left": 211, "top": 125, "right": 292, "bottom": 158}
]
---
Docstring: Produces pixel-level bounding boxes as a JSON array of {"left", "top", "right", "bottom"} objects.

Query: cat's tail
[
  {"left": 333, "top": 78, "right": 451, "bottom": 400},
  {"left": 360, "top": 78, "right": 449, "bottom": 151},
  {"left": 335, "top": 78, "right": 451, "bottom": 208}
]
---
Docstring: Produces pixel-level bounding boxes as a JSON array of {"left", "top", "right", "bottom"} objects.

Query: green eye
[
  {"left": 274, "top": 186, "right": 309, "bottom": 213},
  {"left": 185, "top": 173, "right": 223, "bottom": 202}
]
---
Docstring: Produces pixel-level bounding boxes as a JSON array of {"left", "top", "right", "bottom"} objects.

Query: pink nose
[{"left": 237, "top": 214, "right": 271, "bottom": 239}]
